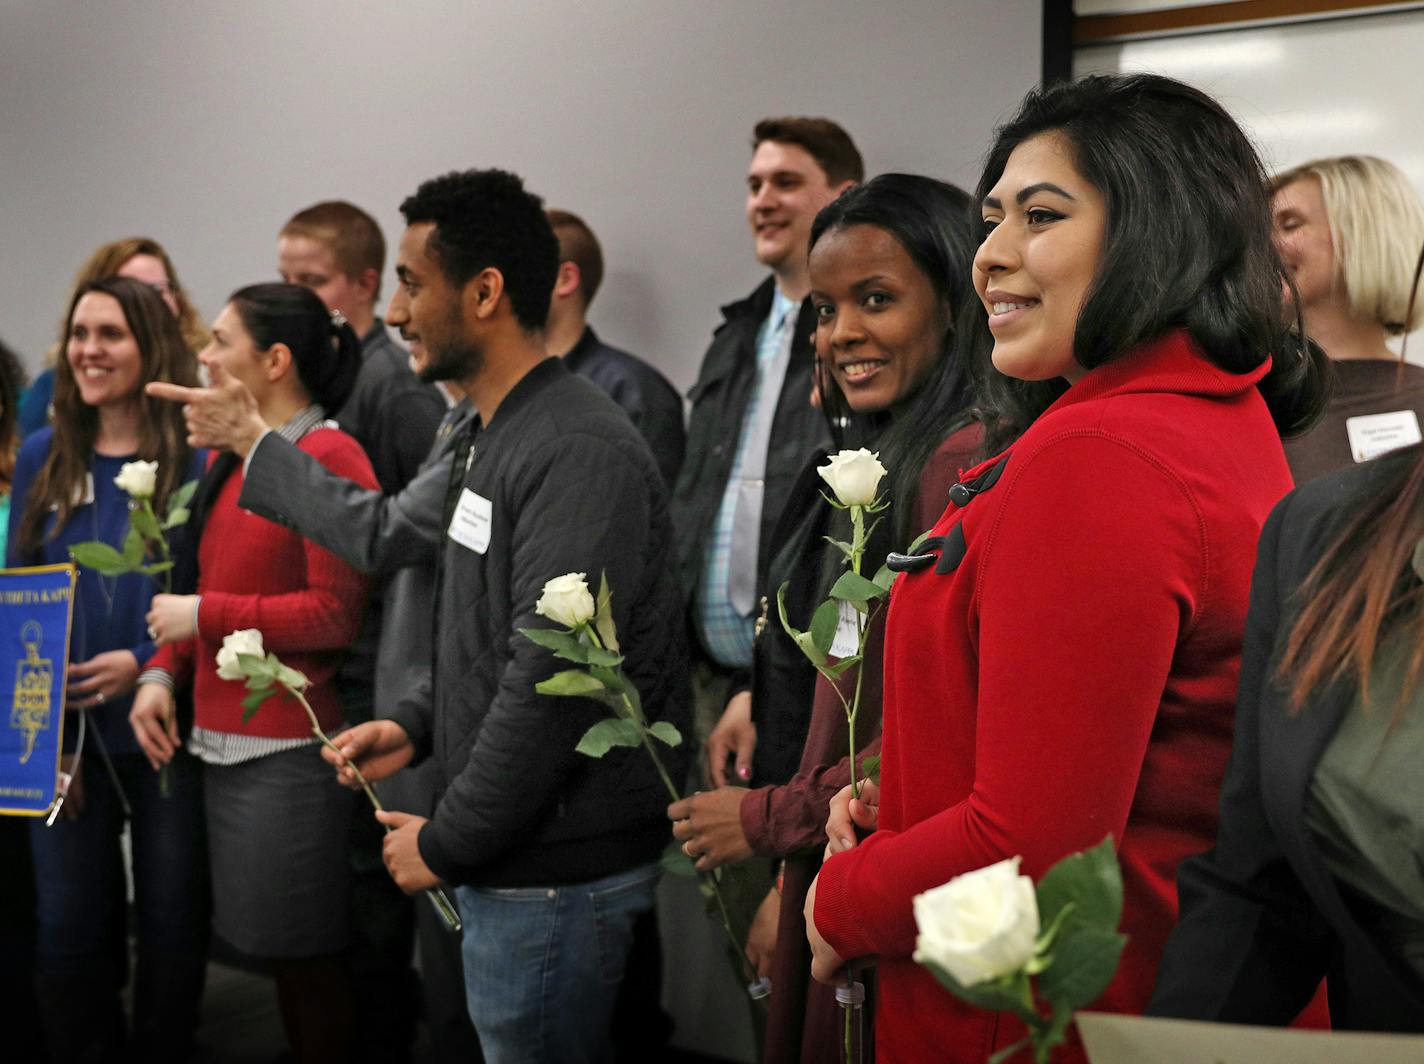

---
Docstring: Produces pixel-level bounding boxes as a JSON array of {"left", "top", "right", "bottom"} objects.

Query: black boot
[{"left": 34, "top": 962, "right": 127, "bottom": 1064}]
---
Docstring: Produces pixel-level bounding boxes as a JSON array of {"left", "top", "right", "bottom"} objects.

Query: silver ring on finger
[
  {"left": 95, "top": 691, "right": 106, "bottom": 705},
  {"left": 683, "top": 840, "right": 698, "bottom": 859},
  {"left": 147, "top": 624, "right": 158, "bottom": 639}
]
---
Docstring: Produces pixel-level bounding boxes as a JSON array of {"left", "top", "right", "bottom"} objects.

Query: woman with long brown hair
[
  {"left": 1150, "top": 250, "right": 1424, "bottom": 1029},
  {"left": 7, "top": 276, "right": 208, "bottom": 1062},
  {"left": 19, "top": 236, "right": 209, "bottom": 436}
]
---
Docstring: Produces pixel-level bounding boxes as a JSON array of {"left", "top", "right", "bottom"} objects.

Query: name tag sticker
[
  {"left": 448, "top": 489, "right": 492, "bottom": 554},
  {"left": 1345, "top": 410, "right": 1422, "bottom": 463},
  {"left": 829, "top": 600, "right": 861, "bottom": 659}
]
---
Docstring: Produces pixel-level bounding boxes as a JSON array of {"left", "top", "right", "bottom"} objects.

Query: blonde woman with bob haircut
[{"left": 1271, "top": 155, "right": 1424, "bottom": 482}]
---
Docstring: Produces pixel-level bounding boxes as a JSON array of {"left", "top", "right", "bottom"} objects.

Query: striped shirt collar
[{"left": 275, "top": 404, "right": 328, "bottom": 444}]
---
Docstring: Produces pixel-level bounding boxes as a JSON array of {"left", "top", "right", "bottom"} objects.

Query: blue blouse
[{"left": 7, "top": 428, "right": 206, "bottom": 756}]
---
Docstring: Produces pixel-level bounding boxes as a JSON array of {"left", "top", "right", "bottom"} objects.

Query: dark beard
[
  {"left": 418, "top": 337, "right": 481, "bottom": 384},
  {"left": 417, "top": 300, "right": 483, "bottom": 383}
]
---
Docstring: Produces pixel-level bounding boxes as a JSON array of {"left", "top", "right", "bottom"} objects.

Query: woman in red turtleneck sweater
[{"left": 805, "top": 74, "right": 1330, "bottom": 1063}]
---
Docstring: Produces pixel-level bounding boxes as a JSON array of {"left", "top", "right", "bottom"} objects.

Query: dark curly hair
[{"left": 399, "top": 169, "right": 559, "bottom": 332}]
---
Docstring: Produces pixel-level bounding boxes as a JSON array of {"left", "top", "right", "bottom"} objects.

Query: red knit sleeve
[
  {"left": 145, "top": 635, "right": 195, "bottom": 691},
  {"left": 196, "top": 430, "right": 377, "bottom": 652},
  {"left": 814, "top": 432, "right": 1207, "bottom": 961}
]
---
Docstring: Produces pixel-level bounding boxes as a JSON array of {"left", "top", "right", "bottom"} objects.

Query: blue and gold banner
[{"left": 0, "top": 564, "right": 76, "bottom": 816}]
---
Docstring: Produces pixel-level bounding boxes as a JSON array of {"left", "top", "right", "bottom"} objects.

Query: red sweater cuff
[
  {"left": 740, "top": 786, "right": 775, "bottom": 856},
  {"left": 814, "top": 842, "right": 878, "bottom": 961}
]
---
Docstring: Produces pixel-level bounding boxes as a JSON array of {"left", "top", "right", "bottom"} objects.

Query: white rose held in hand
[
  {"left": 818, "top": 448, "right": 887, "bottom": 507},
  {"left": 114, "top": 459, "right": 159, "bottom": 499},
  {"left": 912, "top": 856, "right": 1040, "bottom": 987},
  {"left": 535, "top": 572, "right": 596, "bottom": 628},
  {"left": 215, "top": 628, "right": 266, "bottom": 681}
]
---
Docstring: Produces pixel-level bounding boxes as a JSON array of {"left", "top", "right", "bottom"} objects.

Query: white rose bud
[
  {"left": 818, "top": 449, "right": 887, "bottom": 508},
  {"left": 114, "top": 460, "right": 159, "bottom": 499},
  {"left": 535, "top": 572, "right": 596, "bottom": 629},
  {"left": 216, "top": 629, "right": 266, "bottom": 681},
  {"left": 912, "top": 856, "right": 1041, "bottom": 987}
]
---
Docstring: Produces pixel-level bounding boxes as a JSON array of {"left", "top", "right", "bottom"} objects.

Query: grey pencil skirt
[{"left": 204, "top": 744, "right": 356, "bottom": 958}]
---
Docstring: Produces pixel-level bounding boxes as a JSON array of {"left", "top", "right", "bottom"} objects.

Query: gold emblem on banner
[{"left": 11, "top": 621, "right": 52, "bottom": 764}]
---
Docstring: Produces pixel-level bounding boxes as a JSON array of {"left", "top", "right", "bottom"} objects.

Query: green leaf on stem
[
  {"left": 872, "top": 564, "right": 896, "bottom": 595},
  {"left": 584, "top": 645, "right": 624, "bottom": 668},
  {"left": 920, "top": 962, "right": 1042, "bottom": 1029},
  {"left": 819, "top": 655, "right": 861, "bottom": 678},
  {"left": 987, "top": 1036, "right": 1034, "bottom": 1064},
  {"left": 647, "top": 720, "right": 682, "bottom": 748},
  {"left": 860, "top": 754, "right": 881, "bottom": 785},
  {"left": 777, "top": 583, "right": 828, "bottom": 668},
  {"left": 122, "top": 526, "right": 146, "bottom": 566},
  {"left": 1034, "top": 1002, "right": 1077, "bottom": 1064},
  {"left": 536, "top": 669, "right": 608, "bottom": 698},
  {"left": 68, "top": 541, "right": 132, "bottom": 575},
  {"left": 275, "top": 664, "right": 310, "bottom": 690},
  {"left": 809, "top": 598, "right": 839, "bottom": 656},
  {"left": 574, "top": 718, "right": 642, "bottom": 757},
  {"left": 1035, "top": 925, "right": 1126, "bottom": 1010},
  {"left": 593, "top": 571, "right": 620, "bottom": 653},
  {"left": 167, "top": 479, "right": 198, "bottom": 514},
  {"left": 822, "top": 536, "right": 855, "bottom": 562},
  {"left": 519, "top": 626, "right": 591, "bottom": 664},
  {"left": 140, "top": 561, "right": 174, "bottom": 576},
  {"left": 830, "top": 571, "right": 886, "bottom": 608},
  {"left": 1035, "top": 835, "right": 1122, "bottom": 935},
  {"left": 241, "top": 687, "right": 272, "bottom": 722},
  {"left": 162, "top": 507, "right": 191, "bottom": 530},
  {"left": 237, "top": 652, "right": 274, "bottom": 685},
  {"left": 131, "top": 504, "right": 162, "bottom": 542},
  {"left": 660, "top": 840, "right": 697, "bottom": 876}
]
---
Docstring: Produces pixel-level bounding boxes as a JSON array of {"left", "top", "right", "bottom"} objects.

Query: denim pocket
[{"left": 589, "top": 865, "right": 659, "bottom": 984}]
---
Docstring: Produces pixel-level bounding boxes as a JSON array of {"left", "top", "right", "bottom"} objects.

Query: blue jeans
[
  {"left": 30, "top": 749, "right": 209, "bottom": 1060},
  {"left": 456, "top": 862, "right": 660, "bottom": 1064}
]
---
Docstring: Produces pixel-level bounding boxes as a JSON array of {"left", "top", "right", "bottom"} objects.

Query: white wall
[
  {"left": 0, "top": 0, "right": 1043, "bottom": 394},
  {"left": 1076, "top": 6, "right": 1424, "bottom": 356}
]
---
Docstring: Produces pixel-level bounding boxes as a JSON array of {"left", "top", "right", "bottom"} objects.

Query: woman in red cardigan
[
  {"left": 805, "top": 75, "right": 1329, "bottom": 1063},
  {"left": 130, "top": 283, "right": 376, "bottom": 1064}
]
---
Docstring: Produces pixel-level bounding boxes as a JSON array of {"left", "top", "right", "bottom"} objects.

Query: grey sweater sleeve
[{"left": 237, "top": 430, "right": 450, "bottom": 575}]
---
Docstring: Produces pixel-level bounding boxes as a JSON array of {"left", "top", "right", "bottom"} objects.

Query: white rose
[
  {"left": 817, "top": 449, "right": 887, "bottom": 508},
  {"left": 912, "top": 856, "right": 1041, "bottom": 987},
  {"left": 535, "top": 573, "right": 596, "bottom": 629},
  {"left": 114, "top": 460, "right": 159, "bottom": 499},
  {"left": 215, "top": 629, "right": 266, "bottom": 681}
]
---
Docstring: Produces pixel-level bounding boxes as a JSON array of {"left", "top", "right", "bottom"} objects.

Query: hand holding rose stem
[
  {"left": 216, "top": 630, "right": 463, "bottom": 933},
  {"left": 521, "top": 572, "right": 769, "bottom": 1001},
  {"left": 777, "top": 449, "right": 894, "bottom": 1059},
  {"left": 69, "top": 461, "right": 197, "bottom": 797}
]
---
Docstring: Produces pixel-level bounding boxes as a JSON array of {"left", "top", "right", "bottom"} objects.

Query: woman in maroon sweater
[
  {"left": 671, "top": 173, "right": 1019, "bottom": 1062},
  {"left": 806, "top": 75, "right": 1329, "bottom": 1063},
  {"left": 130, "top": 284, "right": 376, "bottom": 1064}
]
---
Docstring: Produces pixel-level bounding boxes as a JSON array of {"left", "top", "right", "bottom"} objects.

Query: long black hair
[
  {"left": 809, "top": 173, "right": 990, "bottom": 547},
  {"left": 974, "top": 73, "right": 1328, "bottom": 436},
  {"left": 228, "top": 282, "right": 362, "bottom": 416}
]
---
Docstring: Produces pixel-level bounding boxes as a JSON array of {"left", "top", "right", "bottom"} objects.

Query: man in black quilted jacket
[{"left": 325, "top": 167, "right": 689, "bottom": 1063}]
